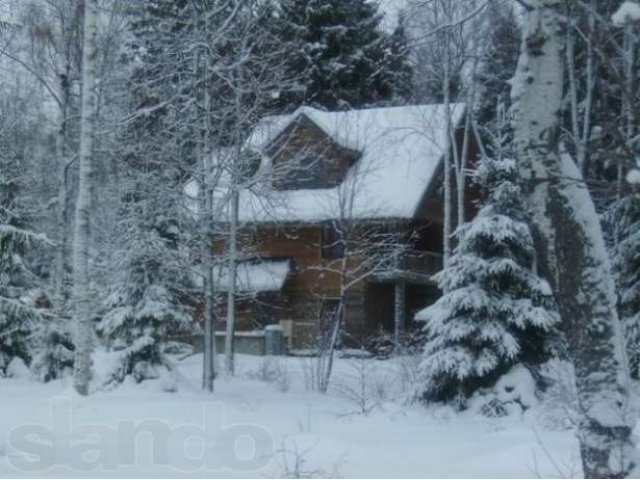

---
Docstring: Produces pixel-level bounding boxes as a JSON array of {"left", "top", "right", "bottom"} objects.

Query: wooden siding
[
  {"left": 215, "top": 222, "right": 443, "bottom": 347},
  {"left": 267, "top": 115, "right": 359, "bottom": 190}
]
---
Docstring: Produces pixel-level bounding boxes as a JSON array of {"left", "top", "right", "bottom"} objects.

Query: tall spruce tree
[
  {"left": 604, "top": 193, "right": 640, "bottom": 378},
  {"left": 385, "top": 12, "right": 414, "bottom": 104},
  {"left": 0, "top": 171, "right": 34, "bottom": 375},
  {"left": 0, "top": 93, "right": 43, "bottom": 374},
  {"left": 29, "top": 311, "right": 75, "bottom": 382},
  {"left": 97, "top": 164, "right": 194, "bottom": 387},
  {"left": 474, "top": 0, "right": 520, "bottom": 130},
  {"left": 417, "top": 156, "right": 559, "bottom": 405},
  {"left": 272, "top": 0, "right": 412, "bottom": 111}
]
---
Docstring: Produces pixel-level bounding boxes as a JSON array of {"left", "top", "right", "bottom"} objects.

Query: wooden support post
[{"left": 394, "top": 280, "right": 406, "bottom": 347}]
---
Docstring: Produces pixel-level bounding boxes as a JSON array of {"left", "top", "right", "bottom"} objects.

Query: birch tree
[
  {"left": 197, "top": 1, "right": 290, "bottom": 377},
  {"left": 71, "top": 0, "right": 98, "bottom": 396},
  {"left": 310, "top": 162, "right": 404, "bottom": 393},
  {"left": 511, "top": 1, "right": 635, "bottom": 476},
  {"left": 0, "top": 1, "right": 83, "bottom": 309},
  {"left": 407, "top": 0, "right": 492, "bottom": 266}
]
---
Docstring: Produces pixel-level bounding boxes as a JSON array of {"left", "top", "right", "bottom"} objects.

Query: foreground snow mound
[{"left": 0, "top": 354, "right": 585, "bottom": 478}]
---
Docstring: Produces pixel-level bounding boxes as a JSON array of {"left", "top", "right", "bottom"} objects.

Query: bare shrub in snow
[
  {"left": 274, "top": 361, "right": 292, "bottom": 393},
  {"left": 333, "top": 355, "right": 383, "bottom": 415},
  {"left": 534, "top": 359, "right": 579, "bottom": 431},
  {"left": 274, "top": 438, "right": 343, "bottom": 479},
  {"left": 249, "top": 356, "right": 291, "bottom": 393},
  {"left": 299, "top": 354, "right": 321, "bottom": 392}
]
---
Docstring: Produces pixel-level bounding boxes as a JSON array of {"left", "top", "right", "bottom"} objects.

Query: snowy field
[{"left": 0, "top": 353, "right": 613, "bottom": 478}]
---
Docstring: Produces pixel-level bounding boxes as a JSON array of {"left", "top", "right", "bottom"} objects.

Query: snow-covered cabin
[{"left": 191, "top": 104, "right": 477, "bottom": 349}]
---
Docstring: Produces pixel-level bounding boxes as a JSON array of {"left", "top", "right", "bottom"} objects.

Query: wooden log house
[{"left": 192, "top": 104, "right": 478, "bottom": 350}]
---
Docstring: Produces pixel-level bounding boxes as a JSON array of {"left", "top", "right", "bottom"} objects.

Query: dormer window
[
  {"left": 267, "top": 115, "right": 360, "bottom": 191},
  {"left": 281, "top": 153, "right": 324, "bottom": 189}
]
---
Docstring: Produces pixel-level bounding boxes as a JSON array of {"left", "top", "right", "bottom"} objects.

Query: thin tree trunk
[
  {"left": 511, "top": 4, "right": 635, "bottom": 477},
  {"left": 201, "top": 28, "right": 216, "bottom": 391},
  {"left": 581, "top": 0, "right": 596, "bottom": 178},
  {"left": 54, "top": 59, "right": 73, "bottom": 309},
  {"left": 224, "top": 50, "right": 248, "bottom": 377},
  {"left": 224, "top": 187, "right": 238, "bottom": 376},
  {"left": 442, "top": 28, "right": 453, "bottom": 270},
  {"left": 54, "top": 101, "right": 68, "bottom": 307},
  {"left": 318, "top": 252, "right": 347, "bottom": 393},
  {"left": 72, "top": 0, "right": 98, "bottom": 396},
  {"left": 621, "top": 23, "right": 636, "bottom": 196},
  {"left": 202, "top": 168, "right": 216, "bottom": 391},
  {"left": 566, "top": 16, "right": 587, "bottom": 171},
  {"left": 457, "top": 89, "right": 473, "bottom": 228}
]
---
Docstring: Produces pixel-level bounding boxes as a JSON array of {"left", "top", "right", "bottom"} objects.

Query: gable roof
[
  {"left": 184, "top": 104, "right": 465, "bottom": 224},
  {"left": 239, "top": 104, "right": 464, "bottom": 224}
]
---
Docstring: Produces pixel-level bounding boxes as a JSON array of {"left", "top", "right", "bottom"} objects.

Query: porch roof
[{"left": 212, "top": 259, "right": 291, "bottom": 294}]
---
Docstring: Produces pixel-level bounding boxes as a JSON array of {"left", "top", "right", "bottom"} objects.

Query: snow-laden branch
[
  {"left": 0, "top": 48, "right": 61, "bottom": 107},
  {"left": 0, "top": 225, "right": 55, "bottom": 247}
]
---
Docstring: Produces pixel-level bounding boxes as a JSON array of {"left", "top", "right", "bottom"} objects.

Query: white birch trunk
[
  {"left": 621, "top": 23, "right": 636, "bottom": 194},
  {"left": 318, "top": 251, "right": 347, "bottom": 394},
  {"left": 72, "top": 0, "right": 98, "bottom": 396},
  {"left": 457, "top": 89, "right": 473, "bottom": 228},
  {"left": 442, "top": 29, "right": 453, "bottom": 269},
  {"left": 54, "top": 63, "right": 72, "bottom": 309},
  {"left": 511, "top": 4, "right": 635, "bottom": 477},
  {"left": 582, "top": 0, "right": 596, "bottom": 159},
  {"left": 201, "top": 46, "right": 216, "bottom": 392},
  {"left": 566, "top": 18, "right": 586, "bottom": 170},
  {"left": 224, "top": 186, "right": 239, "bottom": 376},
  {"left": 224, "top": 51, "right": 248, "bottom": 377},
  {"left": 202, "top": 162, "right": 216, "bottom": 391},
  {"left": 567, "top": 1, "right": 596, "bottom": 178},
  {"left": 54, "top": 109, "right": 68, "bottom": 306}
]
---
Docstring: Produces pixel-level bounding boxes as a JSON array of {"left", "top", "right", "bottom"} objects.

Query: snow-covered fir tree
[
  {"left": 271, "top": 0, "right": 412, "bottom": 111},
  {"left": 604, "top": 193, "right": 640, "bottom": 378},
  {"left": 97, "top": 165, "right": 194, "bottom": 387},
  {"left": 417, "top": 156, "right": 559, "bottom": 405},
  {"left": 0, "top": 216, "right": 35, "bottom": 375},
  {"left": 0, "top": 90, "right": 49, "bottom": 376},
  {"left": 29, "top": 309, "right": 75, "bottom": 382}
]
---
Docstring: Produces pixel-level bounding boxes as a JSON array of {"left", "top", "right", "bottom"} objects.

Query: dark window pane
[{"left": 322, "top": 225, "right": 345, "bottom": 259}]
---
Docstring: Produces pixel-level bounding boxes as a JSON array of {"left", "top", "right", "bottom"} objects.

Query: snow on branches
[{"left": 416, "top": 156, "right": 559, "bottom": 406}]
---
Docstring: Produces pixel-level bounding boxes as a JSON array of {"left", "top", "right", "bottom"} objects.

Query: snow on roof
[
  {"left": 184, "top": 104, "right": 465, "bottom": 224},
  {"left": 240, "top": 103, "right": 464, "bottom": 223},
  {"left": 209, "top": 259, "right": 291, "bottom": 294}
]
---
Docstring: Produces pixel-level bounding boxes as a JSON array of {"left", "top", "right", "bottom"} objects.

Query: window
[
  {"left": 277, "top": 153, "right": 323, "bottom": 189},
  {"left": 321, "top": 224, "right": 345, "bottom": 259}
]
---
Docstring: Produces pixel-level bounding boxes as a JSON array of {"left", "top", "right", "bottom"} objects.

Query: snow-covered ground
[{"left": 0, "top": 353, "right": 601, "bottom": 478}]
